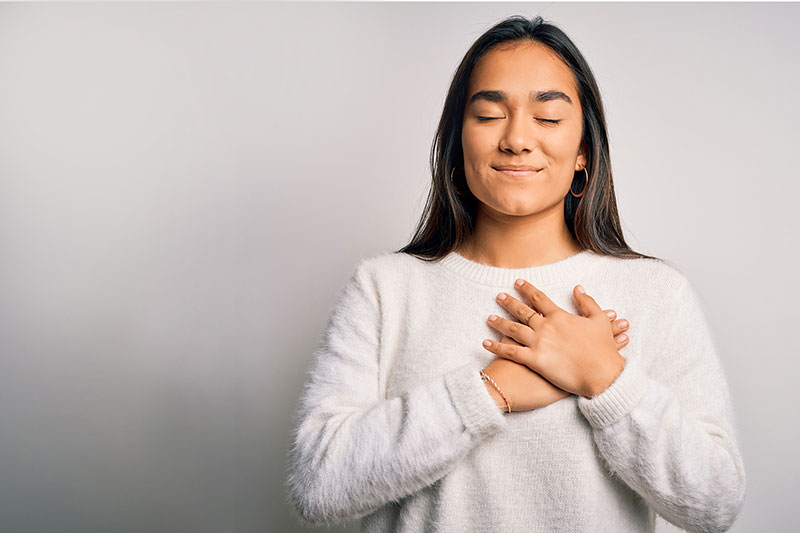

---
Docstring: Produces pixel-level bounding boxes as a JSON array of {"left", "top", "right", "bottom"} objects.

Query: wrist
[
  {"left": 584, "top": 351, "right": 625, "bottom": 398},
  {"left": 480, "top": 369, "right": 511, "bottom": 413},
  {"left": 484, "top": 381, "right": 506, "bottom": 409}
]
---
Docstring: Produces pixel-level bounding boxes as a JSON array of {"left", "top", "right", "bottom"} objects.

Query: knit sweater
[{"left": 285, "top": 248, "right": 746, "bottom": 532}]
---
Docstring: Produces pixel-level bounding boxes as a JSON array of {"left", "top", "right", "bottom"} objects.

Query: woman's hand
[
  {"left": 483, "top": 344, "right": 571, "bottom": 412},
  {"left": 482, "top": 280, "right": 626, "bottom": 398},
  {"left": 496, "top": 306, "right": 631, "bottom": 355},
  {"left": 482, "top": 308, "right": 630, "bottom": 411}
]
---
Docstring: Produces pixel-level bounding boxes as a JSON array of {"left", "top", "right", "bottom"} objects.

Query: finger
[
  {"left": 573, "top": 285, "right": 603, "bottom": 318},
  {"left": 496, "top": 292, "right": 539, "bottom": 325},
  {"left": 487, "top": 314, "right": 536, "bottom": 346},
  {"left": 525, "top": 310, "right": 545, "bottom": 330},
  {"left": 513, "top": 279, "right": 562, "bottom": 317},
  {"left": 603, "top": 308, "right": 616, "bottom": 320},
  {"left": 615, "top": 333, "right": 629, "bottom": 348},
  {"left": 610, "top": 318, "right": 629, "bottom": 336},
  {"left": 482, "top": 336, "right": 533, "bottom": 366},
  {"left": 499, "top": 335, "right": 523, "bottom": 346}
]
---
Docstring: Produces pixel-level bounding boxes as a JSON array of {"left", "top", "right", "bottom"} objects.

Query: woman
[{"left": 286, "top": 15, "right": 746, "bottom": 533}]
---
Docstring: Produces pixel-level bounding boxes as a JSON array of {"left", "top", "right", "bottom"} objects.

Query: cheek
[
  {"left": 461, "top": 127, "right": 484, "bottom": 161},
  {"left": 541, "top": 130, "right": 575, "bottom": 158},
  {"left": 552, "top": 123, "right": 584, "bottom": 156}
]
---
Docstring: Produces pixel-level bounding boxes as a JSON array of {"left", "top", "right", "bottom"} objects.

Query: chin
[{"left": 487, "top": 203, "right": 542, "bottom": 217}]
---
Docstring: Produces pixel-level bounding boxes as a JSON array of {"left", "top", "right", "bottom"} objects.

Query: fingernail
[
  {"left": 497, "top": 293, "right": 507, "bottom": 301},
  {"left": 576, "top": 285, "right": 586, "bottom": 294},
  {"left": 515, "top": 279, "right": 524, "bottom": 287},
  {"left": 488, "top": 314, "right": 498, "bottom": 322}
]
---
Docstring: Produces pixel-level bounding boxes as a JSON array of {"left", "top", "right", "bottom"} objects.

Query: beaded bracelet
[{"left": 479, "top": 369, "right": 511, "bottom": 414}]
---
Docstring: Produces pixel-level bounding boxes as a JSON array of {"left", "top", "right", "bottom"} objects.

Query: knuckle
[
  {"left": 540, "top": 321, "right": 555, "bottom": 335},
  {"left": 539, "top": 320, "right": 558, "bottom": 334},
  {"left": 506, "top": 344, "right": 519, "bottom": 359}
]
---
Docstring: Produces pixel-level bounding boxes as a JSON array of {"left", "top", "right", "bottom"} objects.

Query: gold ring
[{"left": 524, "top": 311, "right": 536, "bottom": 326}]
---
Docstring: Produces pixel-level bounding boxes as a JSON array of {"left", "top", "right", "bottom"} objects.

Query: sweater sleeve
[
  {"left": 285, "top": 258, "right": 508, "bottom": 527},
  {"left": 576, "top": 275, "right": 746, "bottom": 533}
]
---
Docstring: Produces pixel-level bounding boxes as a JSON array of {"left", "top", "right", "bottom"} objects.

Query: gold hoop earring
[{"left": 570, "top": 167, "right": 589, "bottom": 198}]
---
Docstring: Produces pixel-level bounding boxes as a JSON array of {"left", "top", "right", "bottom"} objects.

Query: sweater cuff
[
  {"left": 577, "top": 356, "right": 650, "bottom": 429},
  {"left": 444, "top": 362, "right": 508, "bottom": 440}
]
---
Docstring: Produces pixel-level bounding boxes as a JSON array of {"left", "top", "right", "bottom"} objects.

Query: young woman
[{"left": 286, "top": 15, "right": 746, "bottom": 533}]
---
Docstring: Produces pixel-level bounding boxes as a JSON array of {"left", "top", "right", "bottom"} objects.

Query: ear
[{"left": 575, "top": 141, "right": 588, "bottom": 171}]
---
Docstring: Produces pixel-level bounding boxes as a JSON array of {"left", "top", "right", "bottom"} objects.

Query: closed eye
[{"left": 476, "top": 116, "right": 561, "bottom": 125}]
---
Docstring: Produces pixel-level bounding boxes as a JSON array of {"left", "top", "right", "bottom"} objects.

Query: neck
[{"left": 457, "top": 202, "right": 582, "bottom": 268}]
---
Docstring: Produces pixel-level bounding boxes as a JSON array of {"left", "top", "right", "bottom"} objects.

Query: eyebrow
[{"left": 468, "top": 89, "right": 573, "bottom": 106}]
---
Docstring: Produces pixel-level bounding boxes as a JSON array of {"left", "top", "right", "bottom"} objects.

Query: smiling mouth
[{"left": 494, "top": 167, "right": 542, "bottom": 177}]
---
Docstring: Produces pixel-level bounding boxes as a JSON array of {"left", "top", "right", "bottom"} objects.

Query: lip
[{"left": 494, "top": 166, "right": 542, "bottom": 177}]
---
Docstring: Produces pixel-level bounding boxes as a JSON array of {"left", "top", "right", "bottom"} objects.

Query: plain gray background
[{"left": 0, "top": 2, "right": 797, "bottom": 532}]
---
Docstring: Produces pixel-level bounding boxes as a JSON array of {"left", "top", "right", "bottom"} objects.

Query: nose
[{"left": 499, "top": 110, "right": 535, "bottom": 154}]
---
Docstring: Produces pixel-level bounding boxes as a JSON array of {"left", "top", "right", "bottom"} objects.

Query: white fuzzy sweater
[{"left": 285, "top": 249, "right": 746, "bottom": 532}]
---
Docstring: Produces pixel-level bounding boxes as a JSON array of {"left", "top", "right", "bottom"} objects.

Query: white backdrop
[{"left": 0, "top": 2, "right": 797, "bottom": 532}]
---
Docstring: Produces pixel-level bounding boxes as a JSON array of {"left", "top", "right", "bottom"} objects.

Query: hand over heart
[{"left": 483, "top": 280, "right": 626, "bottom": 398}]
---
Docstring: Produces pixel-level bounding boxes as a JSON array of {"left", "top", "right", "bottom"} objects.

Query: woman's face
[{"left": 461, "top": 41, "right": 586, "bottom": 218}]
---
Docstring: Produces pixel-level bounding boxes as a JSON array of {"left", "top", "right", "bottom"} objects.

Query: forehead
[{"left": 467, "top": 42, "right": 578, "bottom": 102}]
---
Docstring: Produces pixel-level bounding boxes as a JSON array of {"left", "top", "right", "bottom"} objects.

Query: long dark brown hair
[{"left": 395, "top": 15, "right": 660, "bottom": 263}]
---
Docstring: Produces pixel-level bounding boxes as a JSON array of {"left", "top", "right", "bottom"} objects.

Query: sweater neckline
[{"left": 439, "top": 248, "right": 602, "bottom": 287}]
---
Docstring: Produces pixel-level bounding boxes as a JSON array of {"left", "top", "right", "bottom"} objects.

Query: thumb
[{"left": 574, "top": 285, "right": 602, "bottom": 318}]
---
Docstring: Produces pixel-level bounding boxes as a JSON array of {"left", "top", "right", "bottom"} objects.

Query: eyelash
[{"left": 477, "top": 117, "right": 561, "bottom": 125}]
